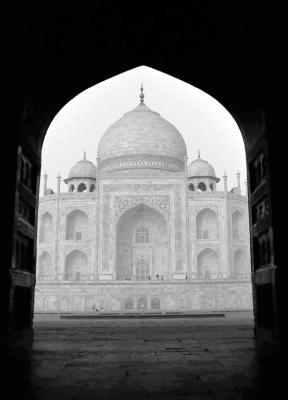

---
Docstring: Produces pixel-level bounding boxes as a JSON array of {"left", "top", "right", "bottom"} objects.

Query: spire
[
  {"left": 83, "top": 151, "right": 86, "bottom": 160},
  {"left": 236, "top": 170, "right": 241, "bottom": 193},
  {"left": 57, "top": 172, "right": 61, "bottom": 194},
  {"left": 139, "top": 83, "right": 144, "bottom": 103},
  {"left": 198, "top": 149, "right": 200, "bottom": 158},
  {"left": 43, "top": 171, "right": 48, "bottom": 196},
  {"left": 223, "top": 171, "right": 228, "bottom": 192}
]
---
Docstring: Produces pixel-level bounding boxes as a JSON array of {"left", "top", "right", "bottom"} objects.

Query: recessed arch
[
  {"left": 116, "top": 203, "right": 168, "bottom": 281},
  {"left": 232, "top": 210, "right": 245, "bottom": 241},
  {"left": 197, "top": 248, "right": 219, "bottom": 277},
  {"left": 234, "top": 249, "right": 248, "bottom": 274},
  {"left": 197, "top": 182, "right": 207, "bottom": 192},
  {"left": 77, "top": 183, "right": 87, "bottom": 192},
  {"left": 65, "top": 209, "right": 88, "bottom": 240},
  {"left": 196, "top": 208, "right": 219, "bottom": 239},
  {"left": 124, "top": 297, "right": 134, "bottom": 310},
  {"left": 39, "top": 212, "right": 53, "bottom": 243},
  {"left": 64, "top": 249, "right": 88, "bottom": 280},
  {"left": 38, "top": 251, "right": 52, "bottom": 276}
]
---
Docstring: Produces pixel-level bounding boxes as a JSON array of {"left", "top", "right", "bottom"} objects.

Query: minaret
[
  {"left": 57, "top": 173, "right": 61, "bottom": 194},
  {"left": 236, "top": 171, "right": 241, "bottom": 193},
  {"left": 223, "top": 171, "right": 228, "bottom": 192},
  {"left": 43, "top": 171, "right": 48, "bottom": 196},
  {"left": 139, "top": 83, "right": 144, "bottom": 104}
]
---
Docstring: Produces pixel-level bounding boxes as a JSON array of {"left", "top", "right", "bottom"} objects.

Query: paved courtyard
[{"left": 8, "top": 314, "right": 281, "bottom": 400}]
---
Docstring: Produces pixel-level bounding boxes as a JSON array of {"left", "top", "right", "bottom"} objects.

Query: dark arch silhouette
[{"left": 6, "top": 4, "right": 280, "bottom": 344}]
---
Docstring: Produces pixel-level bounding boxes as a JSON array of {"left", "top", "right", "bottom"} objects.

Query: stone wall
[{"left": 34, "top": 281, "right": 253, "bottom": 312}]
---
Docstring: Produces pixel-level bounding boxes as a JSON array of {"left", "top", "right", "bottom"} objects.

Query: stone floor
[{"left": 7, "top": 314, "right": 282, "bottom": 400}]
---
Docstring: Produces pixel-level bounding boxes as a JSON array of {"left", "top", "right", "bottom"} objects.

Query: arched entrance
[
  {"left": 115, "top": 203, "right": 169, "bottom": 281},
  {"left": 6, "top": 4, "right": 279, "bottom": 343}
]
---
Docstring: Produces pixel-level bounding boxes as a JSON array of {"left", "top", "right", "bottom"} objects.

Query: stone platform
[{"left": 59, "top": 311, "right": 226, "bottom": 319}]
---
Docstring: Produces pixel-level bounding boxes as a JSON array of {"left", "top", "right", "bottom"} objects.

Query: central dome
[{"left": 97, "top": 98, "right": 187, "bottom": 173}]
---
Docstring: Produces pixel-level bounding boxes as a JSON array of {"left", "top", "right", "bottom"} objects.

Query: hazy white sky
[{"left": 41, "top": 66, "right": 247, "bottom": 195}]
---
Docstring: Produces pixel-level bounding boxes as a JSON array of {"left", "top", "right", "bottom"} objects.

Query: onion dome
[{"left": 97, "top": 86, "right": 187, "bottom": 173}]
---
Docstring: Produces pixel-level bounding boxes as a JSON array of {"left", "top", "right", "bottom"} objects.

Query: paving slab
[{"left": 7, "top": 316, "right": 282, "bottom": 399}]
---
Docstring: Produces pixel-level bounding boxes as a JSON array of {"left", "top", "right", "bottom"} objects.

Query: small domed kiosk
[
  {"left": 187, "top": 151, "right": 220, "bottom": 191},
  {"left": 64, "top": 152, "right": 97, "bottom": 192}
]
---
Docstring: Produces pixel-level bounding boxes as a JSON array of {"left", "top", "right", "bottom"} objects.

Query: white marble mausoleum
[{"left": 34, "top": 88, "right": 252, "bottom": 313}]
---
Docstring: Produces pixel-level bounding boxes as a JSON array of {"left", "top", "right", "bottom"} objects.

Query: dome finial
[
  {"left": 139, "top": 83, "right": 144, "bottom": 103},
  {"left": 83, "top": 151, "right": 86, "bottom": 160},
  {"left": 198, "top": 149, "right": 200, "bottom": 158}
]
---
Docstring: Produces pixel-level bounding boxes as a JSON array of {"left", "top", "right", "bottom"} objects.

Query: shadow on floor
[{"left": 7, "top": 316, "right": 282, "bottom": 400}]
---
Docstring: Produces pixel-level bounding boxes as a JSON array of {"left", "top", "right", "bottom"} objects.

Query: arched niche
[
  {"left": 188, "top": 183, "right": 195, "bottom": 191},
  {"left": 124, "top": 297, "right": 134, "bottom": 310},
  {"left": 89, "top": 184, "right": 95, "bottom": 192},
  {"left": 234, "top": 249, "right": 248, "bottom": 274},
  {"left": 151, "top": 297, "right": 161, "bottom": 310},
  {"left": 196, "top": 208, "right": 219, "bottom": 239},
  {"left": 137, "top": 297, "right": 148, "bottom": 310},
  {"left": 197, "top": 248, "right": 219, "bottom": 277},
  {"left": 77, "top": 183, "right": 87, "bottom": 192},
  {"left": 197, "top": 182, "right": 207, "bottom": 192},
  {"left": 232, "top": 210, "right": 245, "bottom": 240},
  {"left": 116, "top": 203, "right": 168, "bottom": 281},
  {"left": 39, "top": 212, "right": 53, "bottom": 243},
  {"left": 64, "top": 249, "right": 88, "bottom": 280},
  {"left": 38, "top": 251, "right": 52, "bottom": 276},
  {"left": 65, "top": 209, "right": 88, "bottom": 240}
]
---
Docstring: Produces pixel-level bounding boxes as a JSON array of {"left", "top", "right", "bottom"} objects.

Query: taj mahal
[{"left": 34, "top": 87, "right": 252, "bottom": 313}]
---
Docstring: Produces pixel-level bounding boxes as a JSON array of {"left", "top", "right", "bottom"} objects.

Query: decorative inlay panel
[
  {"left": 100, "top": 154, "right": 184, "bottom": 173},
  {"left": 114, "top": 195, "right": 170, "bottom": 217}
]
